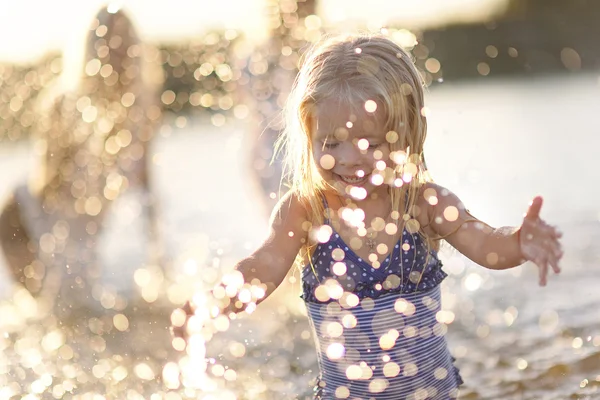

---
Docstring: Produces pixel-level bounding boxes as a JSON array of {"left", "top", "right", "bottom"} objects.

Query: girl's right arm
[
  {"left": 172, "top": 190, "right": 308, "bottom": 338},
  {"left": 227, "top": 190, "right": 308, "bottom": 307}
]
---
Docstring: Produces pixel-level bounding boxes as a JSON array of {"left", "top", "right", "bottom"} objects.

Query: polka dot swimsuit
[
  {"left": 301, "top": 203, "right": 462, "bottom": 399},
  {"left": 301, "top": 214, "right": 447, "bottom": 303}
]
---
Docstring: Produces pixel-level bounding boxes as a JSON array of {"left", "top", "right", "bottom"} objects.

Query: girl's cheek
[
  {"left": 313, "top": 151, "right": 334, "bottom": 175},
  {"left": 311, "top": 148, "right": 325, "bottom": 165}
]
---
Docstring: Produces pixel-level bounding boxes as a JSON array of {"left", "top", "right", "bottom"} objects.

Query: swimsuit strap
[{"left": 321, "top": 193, "right": 331, "bottom": 224}]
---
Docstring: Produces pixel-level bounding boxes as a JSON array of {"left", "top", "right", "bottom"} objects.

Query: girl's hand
[
  {"left": 170, "top": 301, "right": 196, "bottom": 346},
  {"left": 169, "top": 281, "right": 264, "bottom": 349},
  {"left": 519, "top": 196, "right": 563, "bottom": 286}
]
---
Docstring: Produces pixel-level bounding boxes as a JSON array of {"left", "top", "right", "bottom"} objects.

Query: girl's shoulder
[
  {"left": 269, "top": 190, "right": 309, "bottom": 227},
  {"left": 415, "top": 181, "right": 473, "bottom": 239},
  {"left": 417, "top": 182, "right": 452, "bottom": 202},
  {"left": 414, "top": 181, "right": 452, "bottom": 237}
]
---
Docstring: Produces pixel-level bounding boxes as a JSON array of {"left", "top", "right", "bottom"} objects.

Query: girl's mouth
[{"left": 337, "top": 174, "right": 369, "bottom": 185}]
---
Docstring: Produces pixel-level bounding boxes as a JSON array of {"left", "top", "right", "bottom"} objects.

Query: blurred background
[{"left": 0, "top": 0, "right": 599, "bottom": 399}]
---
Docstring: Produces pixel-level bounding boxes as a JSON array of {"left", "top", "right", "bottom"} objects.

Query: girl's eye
[
  {"left": 368, "top": 143, "right": 381, "bottom": 149},
  {"left": 323, "top": 142, "right": 339, "bottom": 149}
]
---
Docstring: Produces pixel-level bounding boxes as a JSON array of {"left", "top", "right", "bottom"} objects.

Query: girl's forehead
[{"left": 312, "top": 98, "right": 385, "bottom": 138}]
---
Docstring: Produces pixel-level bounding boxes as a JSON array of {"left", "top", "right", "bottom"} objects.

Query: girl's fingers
[
  {"left": 536, "top": 220, "right": 561, "bottom": 240},
  {"left": 182, "top": 301, "right": 194, "bottom": 316},
  {"left": 541, "top": 232, "right": 563, "bottom": 262},
  {"left": 519, "top": 210, "right": 563, "bottom": 286},
  {"left": 550, "top": 238, "right": 564, "bottom": 260},
  {"left": 546, "top": 251, "right": 561, "bottom": 274},
  {"left": 535, "top": 257, "right": 548, "bottom": 286},
  {"left": 539, "top": 238, "right": 561, "bottom": 273},
  {"left": 544, "top": 223, "right": 563, "bottom": 239},
  {"left": 522, "top": 226, "right": 562, "bottom": 256},
  {"left": 170, "top": 324, "right": 185, "bottom": 340},
  {"left": 554, "top": 227, "right": 563, "bottom": 238},
  {"left": 525, "top": 196, "right": 543, "bottom": 221},
  {"left": 555, "top": 247, "right": 564, "bottom": 259},
  {"left": 170, "top": 301, "right": 196, "bottom": 342}
]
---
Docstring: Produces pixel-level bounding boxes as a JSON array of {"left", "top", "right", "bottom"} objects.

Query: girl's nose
[{"left": 337, "top": 143, "right": 361, "bottom": 167}]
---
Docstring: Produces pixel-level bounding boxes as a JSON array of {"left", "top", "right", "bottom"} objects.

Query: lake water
[{"left": 0, "top": 73, "right": 599, "bottom": 399}]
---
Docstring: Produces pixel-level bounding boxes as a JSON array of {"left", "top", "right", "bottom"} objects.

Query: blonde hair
[{"left": 278, "top": 33, "right": 436, "bottom": 259}]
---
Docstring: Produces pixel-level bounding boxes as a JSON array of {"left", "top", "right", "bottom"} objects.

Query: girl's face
[{"left": 311, "top": 98, "right": 391, "bottom": 200}]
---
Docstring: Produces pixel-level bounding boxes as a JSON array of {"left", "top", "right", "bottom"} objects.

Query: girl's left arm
[{"left": 421, "top": 183, "right": 563, "bottom": 286}]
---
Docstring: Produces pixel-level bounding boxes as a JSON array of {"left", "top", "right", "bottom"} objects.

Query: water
[{"left": 0, "top": 74, "right": 599, "bottom": 399}]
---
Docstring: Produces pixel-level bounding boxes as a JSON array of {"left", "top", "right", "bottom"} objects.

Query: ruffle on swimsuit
[{"left": 301, "top": 229, "right": 448, "bottom": 303}]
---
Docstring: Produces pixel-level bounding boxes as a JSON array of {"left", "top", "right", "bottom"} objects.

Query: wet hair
[{"left": 278, "top": 33, "right": 436, "bottom": 257}]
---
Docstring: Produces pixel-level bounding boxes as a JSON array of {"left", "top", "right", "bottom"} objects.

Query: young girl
[{"left": 175, "top": 34, "right": 563, "bottom": 399}]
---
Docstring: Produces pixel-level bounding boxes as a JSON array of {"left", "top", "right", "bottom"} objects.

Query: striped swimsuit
[{"left": 302, "top": 213, "right": 462, "bottom": 399}]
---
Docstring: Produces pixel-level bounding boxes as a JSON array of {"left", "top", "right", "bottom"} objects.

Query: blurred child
[
  {"left": 245, "top": 0, "right": 318, "bottom": 214},
  {"left": 0, "top": 6, "right": 161, "bottom": 312},
  {"left": 175, "top": 34, "right": 563, "bottom": 399}
]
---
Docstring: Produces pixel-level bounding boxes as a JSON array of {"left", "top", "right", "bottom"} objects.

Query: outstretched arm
[
  {"left": 171, "top": 191, "right": 308, "bottom": 340},
  {"left": 422, "top": 183, "right": 563, "bottom": 286},
  {"left": 225, "top": 190, "right": 308, "bottom": 308}
]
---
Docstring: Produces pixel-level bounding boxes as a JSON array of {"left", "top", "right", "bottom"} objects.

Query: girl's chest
[
  {"left": 329, "top": 217, "right": 401, "bottom": 267},
  {"left": 301, "top": 227, "right": 448, "bottom": 303},
  {"left": 307, "top": 227, "right": 431, "bottom": 284}
]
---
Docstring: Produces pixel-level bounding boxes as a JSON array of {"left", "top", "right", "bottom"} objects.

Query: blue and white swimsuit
[{"left": 302, "top": 213, "right": 462, "bottom": 399}]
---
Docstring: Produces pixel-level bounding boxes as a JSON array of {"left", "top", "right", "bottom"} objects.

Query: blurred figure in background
[
  {"left": 245, "top": 0, "right": 319, "bottom": 214},
  {"left": 0, "top": 5, "right": 162, "bottom": 316}
]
